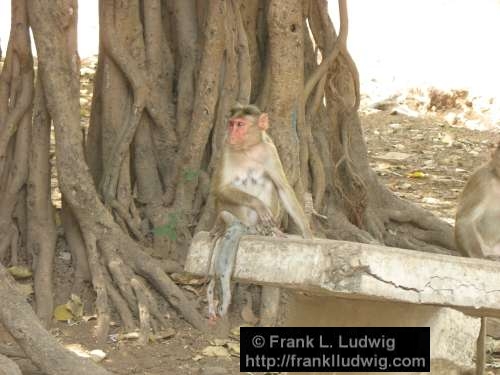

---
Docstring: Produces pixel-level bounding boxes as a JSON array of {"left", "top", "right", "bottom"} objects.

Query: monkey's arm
[
  {"left": 455, "top": 216, "right": 487, "bottom": 258},
  {"left": 265, "top": 146, "right": 313, "bottom": 239},
  {"left": 455, "top": 183, "right": 488, "bottom": 258},
  {"left": 216, "top": 185, "right": 275, "bottom": 227}
]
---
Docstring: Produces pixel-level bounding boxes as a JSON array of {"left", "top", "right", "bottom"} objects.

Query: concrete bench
[{"left": 186, "top": 232, "right": 500, "bottom": 374}]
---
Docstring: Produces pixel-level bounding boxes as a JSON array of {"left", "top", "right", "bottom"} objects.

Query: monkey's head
[{"left": 226, "top": 103, "right": 269, "bottom": 149}]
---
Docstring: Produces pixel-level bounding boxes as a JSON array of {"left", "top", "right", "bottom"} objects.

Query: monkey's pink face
[{"left": 227, "top": 117, "right": 252, "bottom": 145}]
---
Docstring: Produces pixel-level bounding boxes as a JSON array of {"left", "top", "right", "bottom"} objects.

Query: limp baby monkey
[{"left": 207, "top": 103, "right": 313, "bottom": 323}]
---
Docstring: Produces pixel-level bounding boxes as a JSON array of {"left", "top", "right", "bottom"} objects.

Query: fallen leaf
[
  {"left": 65, "top": 344, "right": 90, "bottom": 358},
  {"left": 376, "top": 152, "right": 411, "bottom": 162},
  {"left": 226, "top": 342, "right": 240, "bottom": 356},
  {"left": 210, "top": 338, "right": 231, "bottom": 346},
  {"left": 374, "top": 162, "right": 392, "bottom": 170},
  {"left": 54, "top": 304, "right": 74, "bottom": 321},
  {"left": 388, "top": 123, "right": 402, "bottom": 129},
  {"left": 422, "top": 197, "right": 440, "bottom": 205},
  {"left": 407, "top": 171, "right": 427, "bottom": 179},
  {"left": 118, "top": 332, "right": 140, "bottom": 341},
  {"left": 441, "top": 133, "right": 454, "bottom": 146},
  {"left": 8, "top": 266, "right": 32, "bottom": 279},
  {"left": 66, "top": 294, "right": 83, "bottom": 319},
  {"left": 154, "top": 328, "right": 176, "bottom": 340},
  {"left": 89, "top": 349, "right": 107, "bottom": 362},
  {"left": 202, "top": 345, "right": 231, "bottom": 358},
  {"left": 83, "top": 315, "right": 97, "bottom": 322}
]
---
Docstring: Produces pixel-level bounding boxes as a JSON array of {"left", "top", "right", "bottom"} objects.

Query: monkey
[
  {"left": 206, "top": 103, "right": 313, "bottom": 323},
  {"left": 455, "top": 141, "right": 500, "bottom": 375},
  {"left": 455, "top": 142, "right": 500, "bottom": 259}
]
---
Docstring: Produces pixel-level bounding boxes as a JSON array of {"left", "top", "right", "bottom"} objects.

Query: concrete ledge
[{"left": 186, "top": 231, "right": 500, "bottom": 318}]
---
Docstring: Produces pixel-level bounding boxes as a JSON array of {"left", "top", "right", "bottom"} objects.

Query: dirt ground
[{"left": 2, "top": 58, "right": 500, "bottom": 375}]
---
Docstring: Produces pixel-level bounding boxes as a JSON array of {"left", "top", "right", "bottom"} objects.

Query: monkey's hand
[{"left": 255, "top": 201, "right": 276, "bottom": 228}]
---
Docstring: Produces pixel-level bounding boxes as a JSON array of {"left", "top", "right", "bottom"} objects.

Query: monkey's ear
[{"left": 258, "top": 113, "right": 269, "bottom": 130}]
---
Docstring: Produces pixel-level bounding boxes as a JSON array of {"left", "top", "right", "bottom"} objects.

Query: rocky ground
[{"left": 2, "top": 57, "right": 500, "bottom": 375}]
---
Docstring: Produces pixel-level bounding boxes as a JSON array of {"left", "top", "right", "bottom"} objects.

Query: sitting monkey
[
  {"left": 207, "top": 103, "right": 313, "bottom": 323},
  {"left": 455, "top": 142, "right": 500, "bottom": 259},
  {"left": 455, "top": 141, "right": 500, "bottom": 375}
]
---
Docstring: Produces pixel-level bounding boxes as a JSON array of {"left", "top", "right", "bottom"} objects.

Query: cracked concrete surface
[
  {"left": 186, "top": 232, "right": 500, "bottom": 318},
  {"left": 186, "top": 232, "right": 497, "bottom": 374}
]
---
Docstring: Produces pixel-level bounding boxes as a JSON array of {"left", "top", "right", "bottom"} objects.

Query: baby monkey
[{"left": 207, "top": 103, "right": 313, "bottom": 323}]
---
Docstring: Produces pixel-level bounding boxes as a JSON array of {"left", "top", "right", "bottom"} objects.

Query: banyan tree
[{"left": 0, "top": 0, "right": 455, "bottom": 372}]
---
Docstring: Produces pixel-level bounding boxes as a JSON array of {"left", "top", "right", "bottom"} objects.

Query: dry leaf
[
  {"left": 376, "top": 152, "right": 411, "bottom": 161},
  {"left": 210, "top": 338, "right": 230, "bottom": 346},
  {"left": 154, "top": 328, "right": 176, "bottom": 340},
  {"left": 407, "top": 170, "right": 427, "bottom": 178},
  {"left": 65, "top": 344, "right": 90, "bottom": 358},
  {"left": 118, "top": 332, "right": 140, "bottom": 341},
  {"left": 226, "top": 342, "right": 240, "bottom": 356},
  {"left": 66, "top": 294, "right": 83, "bottom": 319},
  {"left": 441, "top": 133, "right": 454, "bottom": 146},
  {"left": 201, "top": 345, "right": 231, "bottom": 358},
  {"left": 8, "top": 266, "right": 32, "bottom": 279},
  {"left": 83, "top": 315, "right": 97, "bottom": 322},
  {"left": 89, "top": 349, "right": 107, "bottom": 362},
  {"left": 54, "top": 304, "right": 74, "bottom": 321},
  {"left": 422, "top": 197, "right": 440, "bottom": 205}
]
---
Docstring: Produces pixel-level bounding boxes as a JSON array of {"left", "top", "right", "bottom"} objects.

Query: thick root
[
  {"left": 0, "top": 354, "right": 22, "bottom": 375},
  {"left": 0, "top": 263, "right": 111, "bottom": 375}
]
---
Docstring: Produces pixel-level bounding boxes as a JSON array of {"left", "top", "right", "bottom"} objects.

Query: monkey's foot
[
  {"left": 208, "top": 314, "right": 219, "bottom": 326},
  {"left": 271, "top": 227, "right": 287, "bottom": 238}
]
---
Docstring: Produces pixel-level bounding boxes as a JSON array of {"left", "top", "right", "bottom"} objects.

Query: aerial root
[
  {"left": 104, "top": 272, "right": 135, "bottom": 332},
  {"left": 131, "top": 278, "right": 153, "bottom": 345},
  {"left": 327, "top": 211, "right": 376, "bottom": 244},
  {"left": 110, "top": 199, "right": 145, "bottom": 242},
  {"left": 383, "top": 205, "right": 456, "bottom": 252},
  {"left": 0, "top": 353, "right": 22, "bottom": 375},
  {"left": 83, "top": 232, "right": 111, "bottom": 343}
]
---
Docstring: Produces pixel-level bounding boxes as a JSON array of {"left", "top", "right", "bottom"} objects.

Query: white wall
[
  {"left": 1, "top": 0, "right": 500, "bottom": 97},
  {"left": 330, "top": 0, "right": 500, "bottom": 96},
  {"left": 0, "top": 0, "right": 99, "bottom": 59}
]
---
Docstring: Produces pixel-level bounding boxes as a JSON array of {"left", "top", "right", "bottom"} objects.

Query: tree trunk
[
  {"left": 0, "top": 262, "right": 111, "bottom": 375},
  {"left": 0, "top": 0, "right": 457, "bottom": 371}
]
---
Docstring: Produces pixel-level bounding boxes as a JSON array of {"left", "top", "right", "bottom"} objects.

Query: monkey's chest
[{"left": 231, "top": 168, "right": 274, "bottom": 203}]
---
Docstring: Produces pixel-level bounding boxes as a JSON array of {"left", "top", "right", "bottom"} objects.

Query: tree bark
[
  {"left": 0, "top": 262, "right": 112, "bottom": 375},
  {"left": 0, "top": 2, "right": 459, "bottom": 370}
]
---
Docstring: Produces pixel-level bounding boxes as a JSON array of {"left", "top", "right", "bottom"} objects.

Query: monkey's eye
[{"left": 229, "top": 119, "right": 248, "bottom": 128}]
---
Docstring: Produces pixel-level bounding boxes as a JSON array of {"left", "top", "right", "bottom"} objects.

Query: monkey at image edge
[{"left": 455, "top": 142, "right": 500, "bottom": 375}]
